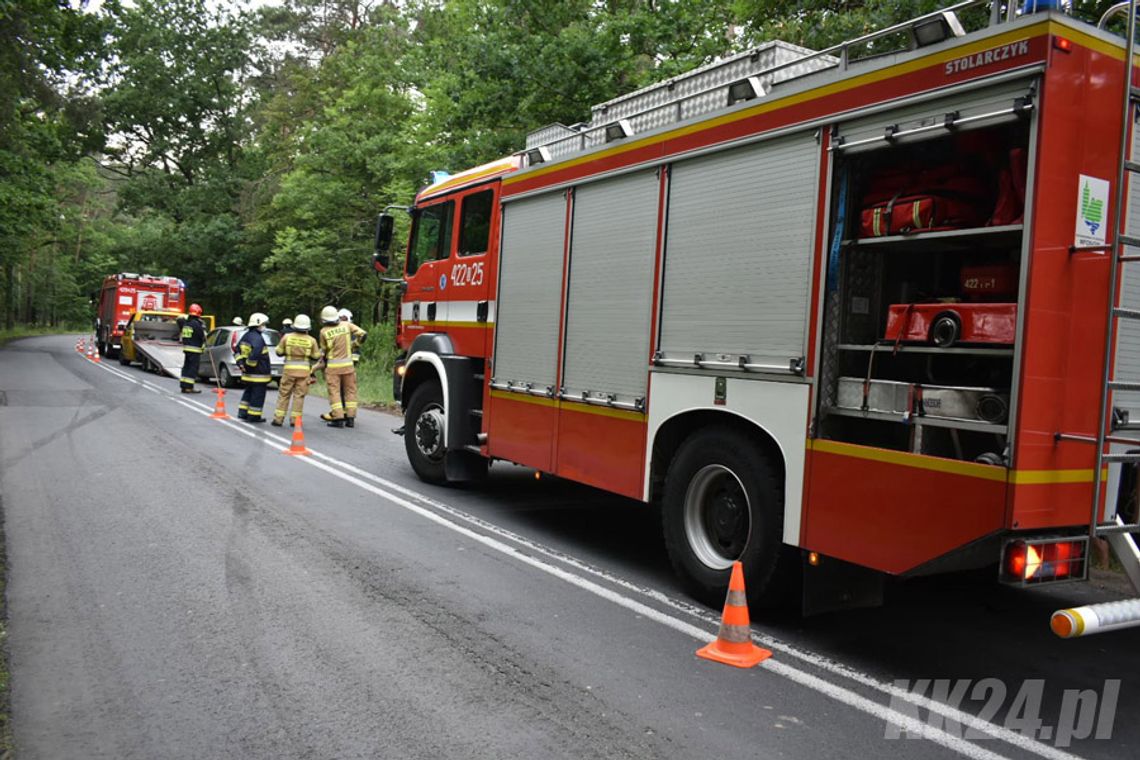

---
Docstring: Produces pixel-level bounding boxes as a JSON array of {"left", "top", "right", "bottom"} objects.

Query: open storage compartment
[{"left": 817, "top": 116, "right": 1030, "bottom": 465}]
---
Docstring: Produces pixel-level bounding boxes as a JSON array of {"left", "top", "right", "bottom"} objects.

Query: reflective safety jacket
[
  {"left": 344, "top": 320, "right": 362, "bottom": 364},
  {"left": 275, "top": 332, "right": 321, "bottom": 377},
  {"left": 319, "top": 321, "right": 367, "bottom": 376},
  {"left": 236, "top": 328, "right": 272, "bottom": 383},
  {"left": 178, "top": 316, "right": 206, "bottom": 354}
]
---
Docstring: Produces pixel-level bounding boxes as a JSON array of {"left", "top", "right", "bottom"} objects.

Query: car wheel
[
  {"left": 661, "top": 427, "right": 786, "bottom": 608},
  {"left": 219, "top": 365, "right": 236, "bottom": 389},
  {"left": 404, "top": 380, "right": 448, "bottom": 484}
]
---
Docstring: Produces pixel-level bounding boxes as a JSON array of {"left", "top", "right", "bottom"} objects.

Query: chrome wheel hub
[
  {"left": 414, "top": 404, "right": 445, "bottom": 461},
  {"left": 683, "top": 464, "right": 751, "bottom": 570}
]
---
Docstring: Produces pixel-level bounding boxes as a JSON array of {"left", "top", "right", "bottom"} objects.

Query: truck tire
[
  {"left": 118, "top": 352, "right": 130, "bottom": 366},
  {"left": 662, "top": 427, "right": 785, "bottom": 609},
  {"left": 404, "top": 379, "right": 447, "bottom": 484}
]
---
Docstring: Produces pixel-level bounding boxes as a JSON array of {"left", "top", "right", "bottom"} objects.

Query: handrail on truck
[{"left": 527, "top": 1, "right": 1014, "bottom": 159}]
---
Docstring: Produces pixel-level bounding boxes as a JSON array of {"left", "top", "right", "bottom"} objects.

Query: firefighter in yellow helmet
[
  {"left": 317, "top": 305, "right": 366, "bottom": 427},
  {"left": 272, "top": 313, "right": 321, "bottom": 427}
]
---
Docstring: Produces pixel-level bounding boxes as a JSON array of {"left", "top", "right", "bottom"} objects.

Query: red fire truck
[
  {"left": 374, "top": 1, "right": 1140, "bottom": 612},
  {"left": 95, "top": 273, "right": 187, "bottom": 358}
]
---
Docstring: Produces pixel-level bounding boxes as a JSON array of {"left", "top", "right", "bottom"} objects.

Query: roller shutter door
[
  {"left": 493, "top": 192, "right": 567, "bottom": 392},
  {"left": 659, "top": 132, "right": 819, "bottom": 369},
  {"left": 562, "top": 170, "right": 659, "bottom": 404}
]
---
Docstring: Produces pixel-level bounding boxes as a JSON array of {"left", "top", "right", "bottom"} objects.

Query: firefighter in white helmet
[
  {"left": 272, "top": 314, "right": 320, "bottom": 426},
  {"left": 317, "top": 305, "right": 366, "bottom": 427},
  {"left": 235, "top": 312, "right": 272, "bottom": 423},
  {"left": 338, "top": 308, "right": 362, "bottom": 365},
  {"left": 231, "top": 316, "right": 244, "bottom": 326}
]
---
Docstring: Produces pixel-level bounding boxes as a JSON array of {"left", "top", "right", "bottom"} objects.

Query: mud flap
[
  {"left": 442, "top": 355, "right": 479, "bottom": 450},
  {"left": 445, "top": 449, "right": 486, "bottom": 482}
]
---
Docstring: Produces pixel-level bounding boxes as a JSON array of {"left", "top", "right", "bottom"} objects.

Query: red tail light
[{"left": 1001, "top": 537, "right": 1087, "bottom": 586}]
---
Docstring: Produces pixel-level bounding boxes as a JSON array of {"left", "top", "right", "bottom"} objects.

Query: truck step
[
  {"left": 1096, "top": 522, "right": 1140, "bottom": 536},
  {"left": 1106, "top": 518, "right": 1140, "bottom": 594},
  {"left": 1103, "top": 452, "right": 1140, "bottom": 463}
]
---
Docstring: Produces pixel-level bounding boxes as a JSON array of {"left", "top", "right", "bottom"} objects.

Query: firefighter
[
  {"left": 281, "top": 317, "right": 293, "bottom": 334},
  {"left": 338, "top": 308, "right": 362, "bottom": 365},
  {"left": 177, "top": 303, "right": 206, "bottom": 394},
  {"left": 236, "top": 312, "right": 272, "bottom": 423},
  {"left": 318, "top": 305, "right": 366, "bottom": 428},
  {"left": 272, "top": 313, "right": 320, "bottom": 427},
  {"left": 232, "top": 316, "right": 244, "bottom": 326}
]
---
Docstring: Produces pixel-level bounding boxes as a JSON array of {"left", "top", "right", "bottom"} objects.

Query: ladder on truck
[{"left": 1071, "top": 0, "right": 1140, "bottom": 594}]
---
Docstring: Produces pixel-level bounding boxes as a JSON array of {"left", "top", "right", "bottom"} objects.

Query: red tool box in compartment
[{"left": 883, "top": 303, "right": 1017, "bottom": 347}]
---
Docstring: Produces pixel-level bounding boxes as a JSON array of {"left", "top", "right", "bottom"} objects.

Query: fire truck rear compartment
[{"left": 818, "top": 119, "right": 1029, "bottom": 465}]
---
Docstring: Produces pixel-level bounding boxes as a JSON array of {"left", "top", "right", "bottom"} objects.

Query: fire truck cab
[{"left": 377, "top": 1, "right": 1140, "bottom": 612}]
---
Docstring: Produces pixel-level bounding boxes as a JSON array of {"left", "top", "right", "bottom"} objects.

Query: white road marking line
[{"left": 91, "top": 361, "right": 1083, "bottom": 760}]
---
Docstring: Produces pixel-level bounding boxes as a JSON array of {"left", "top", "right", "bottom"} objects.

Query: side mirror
[{"left": 373, "top": 213, "right": 394, "bottom": 273}]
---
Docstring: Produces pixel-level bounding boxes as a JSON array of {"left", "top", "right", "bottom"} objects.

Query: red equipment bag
[
  {"left": 987, "top": 148, "right": 1028, "bottom": 226},
  {"left": 861, "top": 194, "right": 989, "bottom": 237},
  {"left": 858, "top": 161, "right": 993, "bottom": 238}
]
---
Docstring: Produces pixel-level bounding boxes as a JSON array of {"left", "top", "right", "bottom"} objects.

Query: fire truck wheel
[
  {"left": 405, "top": 379, "right": 448, "bottom": 484},
  {"left": 662, "top": 428, "right": 784, "bottom": 608}
]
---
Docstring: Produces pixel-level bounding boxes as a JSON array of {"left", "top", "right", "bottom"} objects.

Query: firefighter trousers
[
  {"left": 180, "top": 351, "right": 201, "bottom": 389},
  {"left": 238, "top": 382, "right": 269, "bottom": 419},
  {"left": 274, "top": 375, "right": 311, "bottom": 422},
  {"left": 326, "top": 371, "right": 358, "bottom": 419}
]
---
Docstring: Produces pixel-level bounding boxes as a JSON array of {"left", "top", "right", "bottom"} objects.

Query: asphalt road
[{"left": 1, "top": 334, "right": 1138, "bottom": 760}]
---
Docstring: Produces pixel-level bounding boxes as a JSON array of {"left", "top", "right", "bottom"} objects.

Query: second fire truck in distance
[{"left": 95, "top": 272, "right": 187, "bottom": 358}]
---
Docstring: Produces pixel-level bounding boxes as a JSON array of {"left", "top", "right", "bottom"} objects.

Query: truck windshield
[{"left": 407, "top": 200, "right": 454, "bottom": 275}]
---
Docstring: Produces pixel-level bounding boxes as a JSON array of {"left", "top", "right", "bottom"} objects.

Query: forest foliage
[{"left": 0, "top": 0, "right": 1124, "bottom": 330}]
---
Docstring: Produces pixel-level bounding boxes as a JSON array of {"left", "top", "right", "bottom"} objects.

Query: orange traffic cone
[
  {"left": 91, "top": 344, "right": 101, "bottom": 363},
  {"left": 86, "top": 343, "right": 95, "bottom": 360},
  {"left": 76, "top": 339, "right": 83, "bottom": 352},
  {"left": 283, "top": 416, "right": 311, "bottom": 456},
  {"left": 696, "top": 561, "right": 772, "bottom": 668},
  {"left": 209, "top": 387, "right": 229, "bottom": 419}
]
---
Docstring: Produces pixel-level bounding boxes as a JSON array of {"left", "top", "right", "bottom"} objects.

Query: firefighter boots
[{"left": 345, "top": 418, "right": 355, "bottom": 428}]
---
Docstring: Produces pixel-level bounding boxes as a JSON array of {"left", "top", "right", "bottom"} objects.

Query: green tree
[{"left": 0, "top": 0, "right": 107, "bottom": 327}]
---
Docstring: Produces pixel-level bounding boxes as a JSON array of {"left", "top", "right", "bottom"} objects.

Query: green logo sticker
[
  {"left": 1074, "top": 175, "right": 1110, "bottom": 249},
  {"left": 1081, "top": 181, "right": 1104, "bottom": 236}
]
